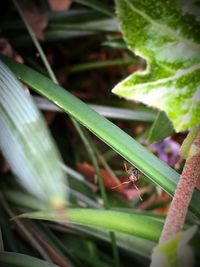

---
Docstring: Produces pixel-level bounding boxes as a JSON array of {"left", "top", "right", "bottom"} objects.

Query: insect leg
[
  {"left": 112, "top": 181, "right": 130, "bottom": 189},
  {"left": 124, "top": 161, "right": 128, "bottom": 172},
  {"left": 134, "top": 184, "right": 143, "bottom": 201}
]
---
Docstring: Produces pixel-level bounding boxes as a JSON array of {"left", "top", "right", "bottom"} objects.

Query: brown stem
[{"left": 159, "top": 132, "right": 200, "bottom": 243}]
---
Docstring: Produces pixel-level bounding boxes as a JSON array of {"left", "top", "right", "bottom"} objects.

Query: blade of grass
[
  {"left": 49, "top": 18, "right": 119, "bottom": 33},
  {"left": 24, "top": 222, "right": 74, "bottom": 267},
  {"left": 74, "top": 0, "right": 114, "bottom": 17},
  {"left": 4, "top": 191, "right": 46, "bottom": 210},
  {"left": 45, "top": 223, "right": 153, "bottom": 261},
  {"left": 60, "top": 163, "right": 93, "bottom": 188},
  {"left": 52, "top": 223, "right": 155, "bottom": 259},
  {"left": 67, "top": 58, "right": 133, "bottom": 73},
  {"left": 73, "top": 124, "right": 120, "bottom": 266},
  {"left": 1, "top": 195, "right": 52, "bottom": 262},
  {"left": 34, "top": 96, "right": 156, "bottom": 122},
  {"left": 5, "top": 188, "right": 100, "bottom": 210},
  {"left": 12, "top": 0, "right": 57, "bottom": 83},
  {"left": 1, "top": 55, "right": 200, "bottom": 218},
  {"left": 0, "top": 251, "right": 60, "bottom": 267},
  {"left": 43, "top": 225, "right": 113, "bottom": 267},
  {"left": 19, "top": 208, "right": 163, "bottom": 242},
  {"left": 0, "top": 206, "right": 20, "bottom": 252},
  {"left": 74, "top": 125, "right": 108, "bottom": 207},
  {"left": 148, "top": 111, "right": 174, "bottom": 144},
  {"left": 47, "top": 9, "right": 106, "bottom": 23}
]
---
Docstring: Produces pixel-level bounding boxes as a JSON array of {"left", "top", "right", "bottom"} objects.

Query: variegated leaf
[{"left": 113, "top": 0, "right": 200, "bottom": 132}]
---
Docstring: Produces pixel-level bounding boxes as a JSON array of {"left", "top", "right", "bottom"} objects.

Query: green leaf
[
  {"left": 74, "top": 0, "right": 114, "bottom": 17},
  {"left": 4, "top": 190, "right": 156, "bottom": 259},
  {"left": 4, "top": 191, "right": 46, "bottom": 211},
  {"left": 150, "top": 226, "right": 197, "bottom": 267},
  {"left": 0, "top": 60, "right": 67, "bottom": 209},
  {"left": 1, "top": 55, "right": 200, "bottom": 218},
  {"left": 113, "top": 0, "right": 200, "bottom": 132},
  {"left": 0, "top": 251, "right": 60, "bottom": 267},
  {"left": 35, "top": 96, "right": 156, "bottom": 122},
  {"left": 19, "top": 208, "right": 163, "bottom": 242},
  {"left": 148, "top": 111, "right": 174, "bottom": 143},
  {"left": 50, "top": 18, "right": 119, "bottom": 33}
]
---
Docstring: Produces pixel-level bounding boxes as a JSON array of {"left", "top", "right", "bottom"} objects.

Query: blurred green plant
[
  {"left": 0, "top": 60, "right": 67, "bottom": 210},
  {"left": 0, "top": 1, "right": 200, "bottom": 267}
]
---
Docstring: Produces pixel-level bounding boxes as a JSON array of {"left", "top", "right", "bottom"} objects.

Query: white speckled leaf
[{"left": 113, "top": 0, "right": 200, "bottom": 132}]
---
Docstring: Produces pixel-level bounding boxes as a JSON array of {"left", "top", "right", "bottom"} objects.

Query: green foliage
[
  {"left": 148, "top": 111, "right": 174, "bottom": 143},
  {"left": 1, "top": 55, "right": 200, "bottom": 217},
  {"left": 0, "top": 251, "right": 60, "bottom": 267},
  {"left": 150, "top": 226, "right": 197, "bottom": 267},
  {"left": 19, "top": 208, "right": 163, "bottom": 242},
  {"left": 113, "top": 0, "right": 200, "bottom": 132},
  {"left": 74, "top": 0, "right": 114, "bottom": 17},
  {"left": 1, "top": 1, "right": 200, "bottom": 266}
]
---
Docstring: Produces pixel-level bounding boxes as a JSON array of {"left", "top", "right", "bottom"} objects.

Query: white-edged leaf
[
  {"left": 0, "top": 60, "right": 67, "bottom": 209},
  {"left": 113, "top": 0, "right": 200, "bottom": 132}
]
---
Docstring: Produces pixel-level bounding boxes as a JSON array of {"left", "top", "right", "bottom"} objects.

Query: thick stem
[{"left": 159, "top": 132, "right": 200, "bottom": 243}]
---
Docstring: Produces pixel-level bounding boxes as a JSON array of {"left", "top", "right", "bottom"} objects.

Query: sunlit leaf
[
  {"left": 150, "top": 226, "right": 197, "bottom": 267},
  {"left": 113, "top": 0, "right": 200, "bottom": 132},
  {"left": 19, "top": 208, "right": 163, "bottom": 242}
]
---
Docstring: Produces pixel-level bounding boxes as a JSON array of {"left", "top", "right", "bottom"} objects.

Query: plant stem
[
  {"left": 159, "top": 131, "right": 200, "bottom": 243},
  {"left": 74, "top": 126, "right": 120, "bottom": 267},
  {"left": 67, "top": 58, "right": 134, "bottom": 74}
]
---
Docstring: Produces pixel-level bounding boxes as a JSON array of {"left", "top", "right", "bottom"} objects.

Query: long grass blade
[{"left": 1, "top": 55, "right": 200, "bottom": 218}]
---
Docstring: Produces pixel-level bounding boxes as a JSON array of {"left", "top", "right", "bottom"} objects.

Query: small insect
[{"left": 112, "top": 162, "right": 142, "bottom": 200}]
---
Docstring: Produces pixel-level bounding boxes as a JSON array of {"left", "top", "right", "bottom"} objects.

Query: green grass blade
[
  {"left": 67, "top": 58, "right": 132, "bottom": 73},
  {"left": 1, "top": 196, "right": 51, "bottom": 261},
  {"left": 67, "top": 225, "right": 155, "bottom": 259},
  {"left": 35, "top": 96, "right": 156, "bottom": 122},
  {"left": 74, "top": 0, "right": 114, "bottom": 17},
  {"left": 148, "top": 111, "right": 174, "bottom": 143},
  {"left": 50, "top": 18, "right": 119, "bottom": 33},
  {"left": 19, "top": 209, "right": 163, "bottom": 242},
  {"left": 4, "top": 191, "right": 46, "bottom": 210},
  {"left": 1, "top": 55, "right": 200, "bottom": 218},
  {"left": 0, "top": 252, "right": 60, "bottom": 267}
]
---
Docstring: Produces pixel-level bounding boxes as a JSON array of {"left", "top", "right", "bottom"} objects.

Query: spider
[{"left": 112, "top": 162, "right": 142, "bottom": 200}]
